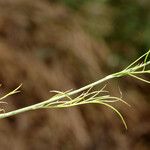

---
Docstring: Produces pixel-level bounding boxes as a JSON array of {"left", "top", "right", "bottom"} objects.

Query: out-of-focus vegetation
[
  {"left": 58, "top": 0, "right": 150, "bottom": 49},
  {"left": 0, "top": 0, "right": 150, "bottom": 150}
]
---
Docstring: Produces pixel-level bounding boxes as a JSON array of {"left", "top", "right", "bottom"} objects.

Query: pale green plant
[
  {"left": 0, "top": 85, "right": 21, "bottom": 113},
  {"left": 0, "top": 50, "right": 150, "bottom": 129}
]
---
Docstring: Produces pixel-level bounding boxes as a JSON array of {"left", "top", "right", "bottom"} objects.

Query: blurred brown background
[{"left": 0, "top": 0, "right": 150, "bottom": 150}]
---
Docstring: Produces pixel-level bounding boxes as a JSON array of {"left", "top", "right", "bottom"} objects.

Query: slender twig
[{"left": 0, "top": 50, "right": 150, "bottom": 129}]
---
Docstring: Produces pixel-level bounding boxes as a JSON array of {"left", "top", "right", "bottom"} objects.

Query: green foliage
[
  {"left": 52, "top": 0, "right": 150, "bottom": 50},
  {"left": 105, "top": 0, "right": 150, "bottom": 50},
  {"left": 55, "top": 0, "right": 90, "bottom": 10}
]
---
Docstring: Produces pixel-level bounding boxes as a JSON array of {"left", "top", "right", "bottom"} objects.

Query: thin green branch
[
  {"left": 0, "top": 50, "right": 150, "bottom": 129},
  {"left": 125, "top": 50, "right": 150, "bottom": 70},
  {"left": 0, "top": 74, "right": 114, "bottom": 119},
  {"left": 0, "top": 84, "right": 21, "bottom": 101}
]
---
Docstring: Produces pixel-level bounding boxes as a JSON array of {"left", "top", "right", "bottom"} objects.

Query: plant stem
[
  {"left": 0, "top": 74, "right": 114, "bottom": 119},
  {"left": 0, "top": 59, "right": 150, "bottom": 119}
]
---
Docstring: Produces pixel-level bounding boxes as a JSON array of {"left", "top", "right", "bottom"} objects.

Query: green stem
[
  {"left": 0, "top": 59, "right": 149, "bottom": 119},
  {"left": 0, "top": 74, "right": 114, "bottom": 119}
]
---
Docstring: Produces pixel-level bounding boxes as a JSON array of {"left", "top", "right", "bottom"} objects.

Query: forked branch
[{"left": 0, "top": 50, "right": 150, "bottom": 129}]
